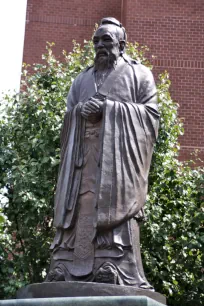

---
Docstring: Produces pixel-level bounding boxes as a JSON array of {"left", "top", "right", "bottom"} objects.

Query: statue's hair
[{"left": 99, "top": 17, "right": 127, "bottom": 43}]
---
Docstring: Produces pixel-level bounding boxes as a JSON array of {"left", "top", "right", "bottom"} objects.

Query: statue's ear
[{"left": 119, "top": 40, "right": 126, "bottom": 52}]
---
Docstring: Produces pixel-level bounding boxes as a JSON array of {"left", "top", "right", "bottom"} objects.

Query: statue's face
[{"left": 93, "top": 25, "right": 120, "bottom": 69}]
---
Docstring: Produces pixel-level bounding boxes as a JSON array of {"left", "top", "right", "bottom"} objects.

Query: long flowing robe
[{"left": 48, "top": 55, "right": 159, "bottom": 286}]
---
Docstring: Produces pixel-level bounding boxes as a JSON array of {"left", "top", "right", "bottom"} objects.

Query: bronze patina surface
[{"left": 46, "top": 17, "right": 160, "bottom": 289}]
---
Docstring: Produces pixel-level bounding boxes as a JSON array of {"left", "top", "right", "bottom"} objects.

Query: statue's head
[{"left": 93, "top": 17, "right": 127, "bottom": 71}]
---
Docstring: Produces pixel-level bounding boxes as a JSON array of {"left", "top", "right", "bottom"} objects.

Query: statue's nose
[{"left": 97, "top": 40, "right": 104, "bottom": 48}]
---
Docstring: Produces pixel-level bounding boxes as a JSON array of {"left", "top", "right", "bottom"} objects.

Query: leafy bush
[{"left": 0, "top": 40, "right": 203, "bottom": 305}]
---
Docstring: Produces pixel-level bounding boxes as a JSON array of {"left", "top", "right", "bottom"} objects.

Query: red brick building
[{"left": 23, "top": 0, "right": 204, "bottom": 163}]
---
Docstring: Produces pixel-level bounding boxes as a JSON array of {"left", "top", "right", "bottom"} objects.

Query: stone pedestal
[
  {"left": 16, "top": 282, "right": 166, "bottom": 305},
  {"left": 0, "top": 296, "right": 165, "bottom": 306}
]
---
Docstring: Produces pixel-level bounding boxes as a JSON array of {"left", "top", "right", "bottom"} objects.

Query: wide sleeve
[
  {"left": 54, "top": 74, "right": 85, "bottom": 228},
  {"left": 95, "top": 66, "right": 160, "bottom": 230}
]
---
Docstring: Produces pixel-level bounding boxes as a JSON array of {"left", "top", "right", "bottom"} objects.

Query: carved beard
[{"left": 94, "top": 51, "right": 117, "bottom": 71}]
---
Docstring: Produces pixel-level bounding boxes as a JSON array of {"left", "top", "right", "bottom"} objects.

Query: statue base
[
  {"left": 16, "top": 282, "right": 166, "bottom": 305},
  {"left": 1, "top": 296, "right": 166, "bottom": 306}
]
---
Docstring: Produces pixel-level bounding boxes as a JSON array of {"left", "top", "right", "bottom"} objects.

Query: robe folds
[{"left": 53, "top": 56, "right": 159, "bottom": 233}]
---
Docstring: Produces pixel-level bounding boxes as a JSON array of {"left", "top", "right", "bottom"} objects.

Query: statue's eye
[{"left": 103, "top": 36, "right": 112, "bottom": 42}]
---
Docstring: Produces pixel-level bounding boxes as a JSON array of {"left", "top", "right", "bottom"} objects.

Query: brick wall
[
  {"left": 123, "top": 0, "right": 204, "bottom": 164},
  {"left": 23, "top": 0, "right": 204, "bottom": 163}
]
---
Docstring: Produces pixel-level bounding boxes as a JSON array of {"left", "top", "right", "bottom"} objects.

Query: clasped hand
[{"left": 81, "top": 97, "right": 103, "bottom": 123}]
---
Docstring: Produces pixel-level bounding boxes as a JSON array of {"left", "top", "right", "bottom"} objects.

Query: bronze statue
[{"left": 46, "top": 17, "right": 159, "bottom": 288}]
